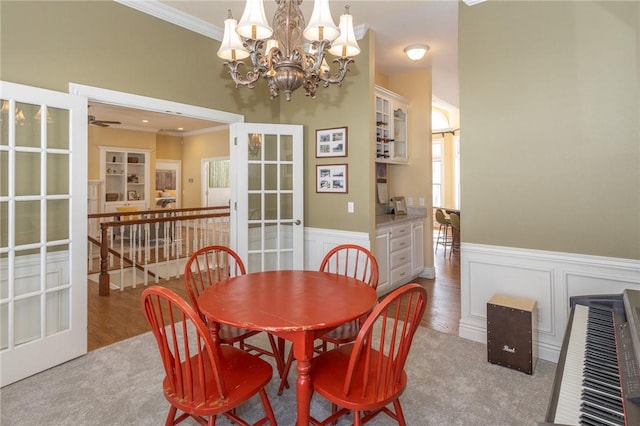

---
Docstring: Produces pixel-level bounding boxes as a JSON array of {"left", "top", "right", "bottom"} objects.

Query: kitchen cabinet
[
  {"left": 375, "top": 86, "right": 409, "bottom": 164},
  {"left": 411, "top": 220, "right": 424, "bottom": 276},
  {"left": 375, "top": 216, "right": 425, "bottom": 295},
  {"left": 100, "top": 147, "right": 150, "bottom": 212}
]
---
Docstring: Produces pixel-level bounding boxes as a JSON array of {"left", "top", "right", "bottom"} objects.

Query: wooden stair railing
[{"left": 89, "top": 206, "right": 230, "bottom": 296}]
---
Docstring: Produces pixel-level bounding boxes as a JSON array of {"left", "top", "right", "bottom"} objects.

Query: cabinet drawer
[
  {"left": 390, "top": 235, "right": 410, "bottom": 252},
  {"left": 390, "top": 224, "right": 411, "bottom": 239},
  {"left": 390, "top": 247, "right": 411, "bottom": 269},
  {"left": 390, "top": 263, "right": 412, "bottom": 285}
]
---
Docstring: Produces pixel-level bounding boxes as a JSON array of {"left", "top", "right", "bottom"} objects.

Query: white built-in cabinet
[
  {"left": 375, "top": 217, "right": 425, "bottom": 295},
  {"left": 375, "top": 86, "right": 409, "bottom": 164},
  {"left": 99, "top": 147, "right": 150, "bottom": 213}
]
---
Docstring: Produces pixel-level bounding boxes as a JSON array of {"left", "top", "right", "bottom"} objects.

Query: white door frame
[{"left": 69, "top": 84, "right": 244, "bottom": 126}]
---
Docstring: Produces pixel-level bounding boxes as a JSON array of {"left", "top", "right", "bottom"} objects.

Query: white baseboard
[
  {"left": 419, "top": 267, "right": 436, "bottom": 279},
  {"left": 458, "top": 243, "right": 640, "bottom": 362}
]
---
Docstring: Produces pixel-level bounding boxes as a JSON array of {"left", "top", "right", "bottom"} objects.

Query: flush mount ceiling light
[
  {"left": 403, "top": 44, "right": 430, "bottom": 61},
  {"left": 217, "top": 0, "right": 360, "bottom": 101}
]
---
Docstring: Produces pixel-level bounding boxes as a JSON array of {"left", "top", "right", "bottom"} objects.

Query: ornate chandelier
[{"left": 217, "top": 0, "right": 360, "bottom": 101}]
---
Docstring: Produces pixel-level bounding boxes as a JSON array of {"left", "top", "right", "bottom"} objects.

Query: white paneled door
[
  {"left": 0, "top": 81, "right": 88, "bottom": 387},
  {"left": 230, "top": 123, "right": 304, "bottom": 272}
]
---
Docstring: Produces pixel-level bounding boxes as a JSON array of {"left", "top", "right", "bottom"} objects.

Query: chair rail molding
[{"left": 458, "top": 243, "right": 640, "bottom": 363}]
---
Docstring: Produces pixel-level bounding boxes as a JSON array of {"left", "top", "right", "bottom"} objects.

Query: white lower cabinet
[
  {"left": 411, "top": 220, "right": 424, "bottom": 276},
  {"left": 375, "top": 217, "right": 425, "bottom": 295},
  {"left": 374, "top": 231, "right": 390, "bottom": 293}
]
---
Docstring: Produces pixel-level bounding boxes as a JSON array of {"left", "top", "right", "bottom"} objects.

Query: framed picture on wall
[
  {"left": 315, "top": 127, "right": 347, "bottom": 157},
  {"left": 316, "top": 164, "right": 348, "bottom": 193}
]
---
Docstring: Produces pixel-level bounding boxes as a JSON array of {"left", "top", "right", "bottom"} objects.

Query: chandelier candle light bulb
[{"left": 217, "top": 0, "right": 360, "bottom": 101}]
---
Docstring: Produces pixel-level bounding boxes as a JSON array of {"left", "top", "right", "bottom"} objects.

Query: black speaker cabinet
[{"left": 487, "top": 294, "right": 537, "bottom": 374}]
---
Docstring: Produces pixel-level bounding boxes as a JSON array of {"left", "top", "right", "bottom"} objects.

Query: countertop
[{"left": 376, "top": 208, "right": 427, "bottom": 228}]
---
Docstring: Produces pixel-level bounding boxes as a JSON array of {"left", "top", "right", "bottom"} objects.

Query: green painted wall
[
  {"left": 279, "top": 32, "right": 375, "bottom": 235},
  {"left": 0, "top": 0, "right": 279, "bottom": 123},
  {"left": 0, "top": 2, "right": 411, "bottom": 244},
  {"left": 459, "top": 1, "right": 639, "bottom": 259}
]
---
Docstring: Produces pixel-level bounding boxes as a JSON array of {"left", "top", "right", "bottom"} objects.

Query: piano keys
[{"left": 544, "top": 289, "right": 640, "bottom": 426}]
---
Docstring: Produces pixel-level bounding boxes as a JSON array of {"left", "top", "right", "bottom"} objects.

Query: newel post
[{"left": 99, "top": 223, "right": 110, "bottom": 296}]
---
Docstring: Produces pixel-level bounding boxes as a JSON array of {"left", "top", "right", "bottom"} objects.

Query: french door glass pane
[
  {"left": 248, "top": 223, "right": 261, "bottom": 251},
  {"left": 248, "top": 193, "right": 261, "bottom": 220},
  {"left": 15, "top": 102, "right": 41, "bottom": 148},
  {"left": 264, "top": 223, "right": 277, "bottom": 250},
  {"left": 14, "top": 295, "right": 40, "bottom": 346},
  {"left": 0, "top": 302, "right": 7, "bottom": 350},
  {"left": 280, "top": 224, "right": 293, "bottom": 250},
  {"left": 0, "top": 151, "right": 7, "bottom": 196},
  {"left": 248, "top": 164, "right": 261, "bottom": 190},
  {"left": 280, "top": 164, "right": 292, "bottom": 190},
  {"left": 264, "top": 164, "right": 277, "bottom": 190},
  {"left": 0, "top": 202, "right": 6, "bottom": 247},
  {"left": 264, "top": 193, "right": 277, "bottom": 220},
  {"left": 264, "top": 252, "right": 277, "bottom": 271},
  {"left": 280, "top": 134, "right": 293, "bottom": 161},
  {"left": 16, "top": 152, "right": 40, "bottom": 196},
  {"left": 264, "top": 134, "right": 277, "bottom": 161},
  {"left": 280, "top": 252, "right": 293, "bottom": 269},
  {"left": 281, "top": 193, "right": 293, "bottom": 219},
  {"left": 47, "top": 199, "right": 69, "bottom": 241},
  {"left": 46, "top": 107, "right": 69, "bottom": 150},
  {"left": 47, "top": 153, "right": 69, "bottom": 195},
  {"left": 15, "top": 200, "right": 40, "bottom": 246},
  {"left": 46, "top": 288, "right": 70, "bottom": 336},
  {"left": 0, "top": 99, "right": 7, "bottom": 146}
]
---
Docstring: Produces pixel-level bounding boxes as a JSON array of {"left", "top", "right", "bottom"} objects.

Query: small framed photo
[
  {"left": 392, "top": 196, "right": 407, "bottom": 215},
  {"left": 127, "top": 190, "right": 137, "bottom": 201},
  {"left": 316, "top": 126, "right": 347, "bottom": 158},
  {"left": 316, "top": 164, "right": 348, "bottom": 193}
]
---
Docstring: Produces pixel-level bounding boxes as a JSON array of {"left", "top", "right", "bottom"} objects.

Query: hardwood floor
[{"left": 87, "top": 250, "right": 461, "bottom": 351}]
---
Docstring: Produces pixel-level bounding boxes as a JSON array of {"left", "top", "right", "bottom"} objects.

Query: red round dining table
[{"left": 197, "top": 269, "right": 378, "bottom": 426}]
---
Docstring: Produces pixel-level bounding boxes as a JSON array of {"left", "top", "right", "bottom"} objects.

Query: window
[{"left": 432, "top": 139, "right": 444, "bottom": 207}]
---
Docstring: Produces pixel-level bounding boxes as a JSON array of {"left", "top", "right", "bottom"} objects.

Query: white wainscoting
[
  {"left": 304, "top": 227, "right": 371, "bottom": 271},
  {"left": 459, "top": 243, "right": 640, "bottom": 362}
]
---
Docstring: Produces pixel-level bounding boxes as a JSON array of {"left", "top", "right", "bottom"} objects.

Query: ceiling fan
[{"left": 88, "top": 115, "right": 121, "bottom": 127}]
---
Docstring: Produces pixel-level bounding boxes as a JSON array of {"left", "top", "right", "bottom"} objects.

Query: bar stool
[
  {"left": 435, "top": 209, "right": 452, "bottom": 256},
  {"left": 449, "top": 212, "right": 460, "bottom": 258}
]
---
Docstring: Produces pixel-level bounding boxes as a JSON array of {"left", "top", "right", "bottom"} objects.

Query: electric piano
[{"left": 544, "top": 289, "right": 640, "bottom": 425}]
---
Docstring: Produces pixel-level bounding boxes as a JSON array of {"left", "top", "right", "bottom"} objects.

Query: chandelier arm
[
  {"left": 224, "top": 61, "right": 262, "bottom": 89},
  {"left": 307, "top": 40, "right": 332, "bottom": 73},
  {"left": 318, "top": 57, "right": 354, "bottom": 87},
  {"left": 243, "top": 39, "right": 268, "bottom": 70}
]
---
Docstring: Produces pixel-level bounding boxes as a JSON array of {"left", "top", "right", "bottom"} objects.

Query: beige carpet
[{"left": 0, "top": 327, "right": 556, "bottom": 425}]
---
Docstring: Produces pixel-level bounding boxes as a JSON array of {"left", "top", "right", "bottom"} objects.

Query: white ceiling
[{"left": 91, "top": 0, "right": 461, "bottom": 133}]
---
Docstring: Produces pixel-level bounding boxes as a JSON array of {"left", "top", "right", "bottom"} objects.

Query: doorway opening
[{"left": 69, "top": 83, "right": 243, "bottom": 351}]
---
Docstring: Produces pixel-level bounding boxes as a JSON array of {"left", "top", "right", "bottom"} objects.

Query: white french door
[
  {"left": 0, "top": 81, "right": 87, "bottom": 387},
  {"left": 230, "top": 123, "right": 304, "bottom": 272}
]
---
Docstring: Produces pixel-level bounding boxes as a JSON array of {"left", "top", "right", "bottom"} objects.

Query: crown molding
[
  {"left": 115, "top": 0, "right": 223, "bottom": 40},
  {"left": 115, "top": 0, "right": 367, "bottom": 42}
]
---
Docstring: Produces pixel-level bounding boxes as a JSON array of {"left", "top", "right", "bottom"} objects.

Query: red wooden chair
[
  {"left": 309, "top": 283, "right": 427, "bottom": 426},
  {"left": 317, "top": 244, "right": 379, "bottom": 349},
  {"left": 277, "top": 244, "right": 379, "bottom": 395},
  {"left": 141, "top": 286, "right": 277, "bottom": 426},
  {"left": 184, "top": 245, "right": 284, "bottom": 377}
]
